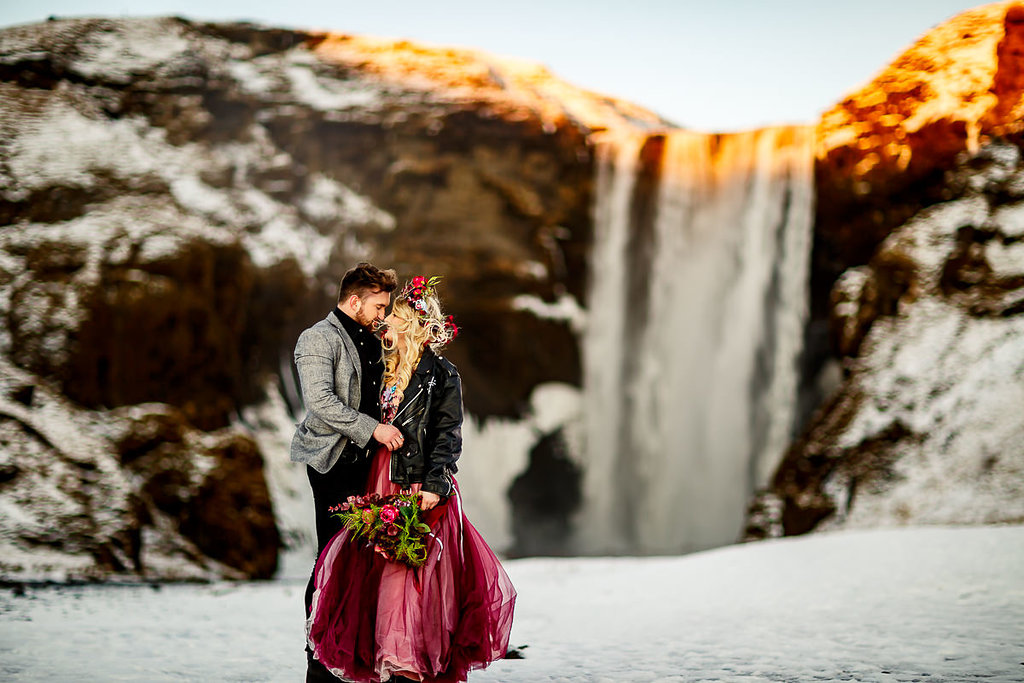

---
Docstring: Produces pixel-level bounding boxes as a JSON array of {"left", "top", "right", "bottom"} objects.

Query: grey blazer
[{"left": 289, "top": 312, "right": 379, "bottom": 474}]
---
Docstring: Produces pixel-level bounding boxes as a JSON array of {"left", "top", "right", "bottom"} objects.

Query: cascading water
[{"left": 578, "top": 126, "right": 814, "bottom": 554}]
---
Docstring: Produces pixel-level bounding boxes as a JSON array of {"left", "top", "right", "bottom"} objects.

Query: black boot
[{"left": 306, "top": 647, "right": 338, "bottom": 683}]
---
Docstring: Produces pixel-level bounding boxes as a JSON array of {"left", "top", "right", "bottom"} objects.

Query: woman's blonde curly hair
[{"left": 381, "top": 281, "right": 456, "bottom": 402}]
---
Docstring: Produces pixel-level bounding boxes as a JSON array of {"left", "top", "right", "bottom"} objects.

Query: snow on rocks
[
  {"left": 822, "top": 298, "right": 1024, "bottom": 529},
  {"left": 752, "top": 140, "right": 1024, "bottom": 539},
  {"left": 0, "top": 355, "right": 280, "bottom": 583}
]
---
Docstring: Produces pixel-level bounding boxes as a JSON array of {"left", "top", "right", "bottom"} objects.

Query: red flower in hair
[{"left": 445, "top": 314, "right": 459, "bottom": 340}]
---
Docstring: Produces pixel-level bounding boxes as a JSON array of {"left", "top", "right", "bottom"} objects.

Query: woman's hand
[{"left": 419, "top": 491, "right": 441, "bottom": 511}]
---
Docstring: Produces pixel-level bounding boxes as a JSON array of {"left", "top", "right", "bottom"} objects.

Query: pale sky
[{"left": 0, "top": 1, "right": 989, "bottom": 131}]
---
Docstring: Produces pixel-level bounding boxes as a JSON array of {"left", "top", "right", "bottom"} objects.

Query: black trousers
[{"left": 303, "top": 451, "right": 373, "bottom": 615}]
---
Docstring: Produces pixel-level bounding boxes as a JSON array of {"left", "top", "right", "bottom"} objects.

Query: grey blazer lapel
[{"left": 326, "top": 312, "right": 360, "bottom": 376}]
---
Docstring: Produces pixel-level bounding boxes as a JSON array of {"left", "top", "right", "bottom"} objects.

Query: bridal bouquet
[{"left": 329, "top": 492, "right": 432, "bottom": 568}]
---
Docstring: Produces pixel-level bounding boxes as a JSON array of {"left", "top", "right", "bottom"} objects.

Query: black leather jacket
[{"left": 388, "top": 349, "right": 463, "bottom": 498}]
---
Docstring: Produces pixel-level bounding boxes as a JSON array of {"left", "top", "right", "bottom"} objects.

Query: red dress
[{"left": 306, "top": 441, "right": 517, "bottom": 682}]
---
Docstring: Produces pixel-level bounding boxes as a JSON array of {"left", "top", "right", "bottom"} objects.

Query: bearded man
[{"left": 290, "top": 262, "right": 404, "bottom": 681}]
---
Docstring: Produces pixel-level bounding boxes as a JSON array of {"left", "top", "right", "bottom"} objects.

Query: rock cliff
[
  {"left": 749, "top": 1, "right": 1024, "bottom": 539},
  {"left": 0, "top": 16, "right": 665, "bottom": 581},
  {"left": 813, "top": 1, "right": 1024, "bottom": 317},
  {"left": 3, "top": 4, "right": 1022, "bottom": 577}
]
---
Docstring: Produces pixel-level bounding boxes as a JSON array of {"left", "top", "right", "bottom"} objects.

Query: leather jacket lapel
[{"left": 393, "top": 351, "right": 434, "bottom": 425}]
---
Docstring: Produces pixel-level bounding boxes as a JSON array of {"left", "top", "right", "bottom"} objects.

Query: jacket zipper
[
  {"left": 390, "top": 384, "right": 424, "bottom": 484},
  {"left": 392, "top": 386, "right": 423, "bottom": 423}
]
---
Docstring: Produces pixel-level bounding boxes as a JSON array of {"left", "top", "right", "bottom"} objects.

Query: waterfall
[
  {"left": 578, "top": 130, "right": 647, "bottom": 554},
  {"left": 578, "top": 126, "right": 814, "bottom": 554}
]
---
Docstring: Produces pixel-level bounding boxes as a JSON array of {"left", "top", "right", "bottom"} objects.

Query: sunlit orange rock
[
  {"left": 812, "top": 1, "right": 1024, "bottom": 319},
  {"left": 307, "top": 33, "right": 667, "bottom": 133},
  {"left": 818, "top": 1, "right": 1024, "bottom": 186}
]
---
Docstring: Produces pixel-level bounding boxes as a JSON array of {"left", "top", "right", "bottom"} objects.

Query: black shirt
[{"left": 333, "top": 308, "right": 384, "bottom": 422}]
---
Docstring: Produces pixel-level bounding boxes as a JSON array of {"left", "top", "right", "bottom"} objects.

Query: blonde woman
[{"left": 306, "top": 276, "right": 516, "bottom": 683}]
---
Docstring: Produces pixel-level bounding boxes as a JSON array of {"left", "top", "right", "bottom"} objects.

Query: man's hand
[
  {"left": 419, "top": 491, "right": 441, "bottom": 511},
  {"left": 373, "top": 423, "right": 404, "bottom": 452}
]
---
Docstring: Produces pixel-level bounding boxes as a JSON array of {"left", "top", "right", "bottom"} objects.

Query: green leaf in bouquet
[{"left": 328, "top": 491, "right": 435, "bottom": 568}]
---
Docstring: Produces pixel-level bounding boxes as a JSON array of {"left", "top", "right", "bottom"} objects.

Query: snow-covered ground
[{"left": 1, "top": 525, "right": 1021, "bottom": 682}]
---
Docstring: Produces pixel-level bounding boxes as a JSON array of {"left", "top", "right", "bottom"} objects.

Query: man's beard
[{"left": 354, "top": 306, "right": 376, "bottom": 329}]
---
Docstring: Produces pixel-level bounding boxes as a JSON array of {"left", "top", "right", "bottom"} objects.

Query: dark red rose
[{"left": 379, "top": 505, "right": 399, "bottom": 523}]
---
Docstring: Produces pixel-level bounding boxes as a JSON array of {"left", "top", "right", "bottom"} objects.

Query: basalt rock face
[
  {"left": 748, "top": 2, "right": 1024, "bottom": 540},
  {"left": 812, "top": 1, "right": 1024, "bottom": 325},
  {"left": 749, "top": 142, "right": 1024, "bottom": 538},
  {"left": 0, "top": 16, "right": 644, "bottom": 424},
  {"left": 0, "top": 16, "right": 664, "bottom": 580},
  {"left": 0, "top": 357, "right": 278, "bottom": 581}
]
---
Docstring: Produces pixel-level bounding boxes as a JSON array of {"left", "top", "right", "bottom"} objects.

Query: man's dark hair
[{"left": 338, "top": 262, "right": 398, "bottom": 303}]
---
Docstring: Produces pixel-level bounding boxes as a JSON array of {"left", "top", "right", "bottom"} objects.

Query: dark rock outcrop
[
  {"left": 0, "top": 358, "right": 278, "bottom": 580},
  {"left": 506, "top": 427, "right": 582, "bottom": 557}
]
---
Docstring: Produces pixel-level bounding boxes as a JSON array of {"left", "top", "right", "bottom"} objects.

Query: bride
[{"left": 306, "top": 276, "right": 516, "bottom": 682}]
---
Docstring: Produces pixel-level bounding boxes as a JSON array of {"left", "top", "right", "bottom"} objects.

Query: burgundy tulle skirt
[{"left": 306, "top": 446, "right": 516, "bottom": 682}]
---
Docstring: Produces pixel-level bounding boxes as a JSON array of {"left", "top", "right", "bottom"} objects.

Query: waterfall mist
[{"left": 578, "top": 126, "right": 814, "bottom": 554}]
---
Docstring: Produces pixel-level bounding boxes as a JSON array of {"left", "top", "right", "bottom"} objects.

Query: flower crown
[{"left": 398, "top": 275, "right": 459, "bottom": 345}]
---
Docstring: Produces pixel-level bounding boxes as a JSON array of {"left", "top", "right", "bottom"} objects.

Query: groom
[{"left": 291, "top": 262, "right": 404, "bottom": 679}]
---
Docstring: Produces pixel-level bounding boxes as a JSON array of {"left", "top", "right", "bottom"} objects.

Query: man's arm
[{"left": 294, "top": 328, "right": 378, "bottom": 447}]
